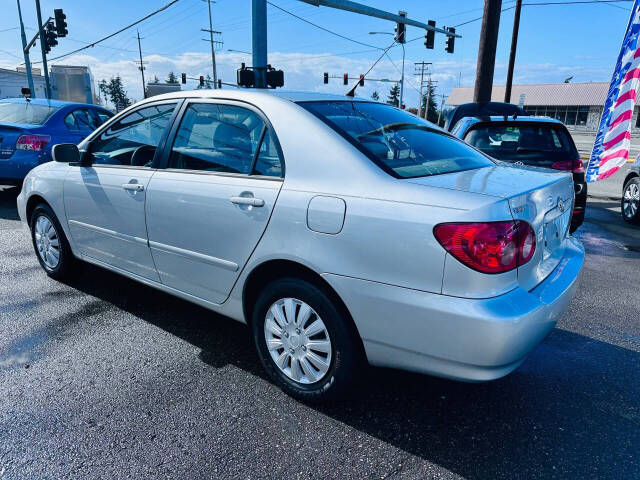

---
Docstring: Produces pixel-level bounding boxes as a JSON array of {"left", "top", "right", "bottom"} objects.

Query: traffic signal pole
[
  {"left": 34, "top": 0, "right": 51, "bottom": 99},
  {"left": 504, "top": 0, "right": 522, "bottom": 103},
  {"left": 136, "top": 30, "right": 147, "bottom": 98},
  {"left": 252, "top": 0, "right": 267, "bottom": 88},
  {"left": 17, "top": 0, "right": 36, "bottom": 97},
  {"left": 473, "top": 0, "right": 502, "bottom": 104}
]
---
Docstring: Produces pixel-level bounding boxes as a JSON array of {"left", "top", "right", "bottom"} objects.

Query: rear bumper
[
  {"left": 324, "top": 236, "right": 584, "bottom": 382},
  {"left": 0, "top": 149, "right": 50, "bottom": 182}
]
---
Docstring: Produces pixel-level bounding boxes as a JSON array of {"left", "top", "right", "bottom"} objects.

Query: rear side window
[
  {"left": 464, "top": 123, "right": 579, "bottom": 167},
  {"left": 299, "top": 101, "right": 493, "bottom": 179},
  {"left": 168, "top": 103, "right": 281, "bottom": 176},
  {"left": 65, "top": 108, "right": 100, "bottom": 132},
  {"left": 0, "top": 102, "right": 59, "bottom": 125}
]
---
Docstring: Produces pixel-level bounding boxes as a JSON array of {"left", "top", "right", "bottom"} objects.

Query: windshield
[
  {"left": 0, "top": 102, "right": 59, "bottom": 125},
  {"left": 299, "top": 101, "right": 494, "bottom": 179},
  {"left": 464, "top": 123, "right": 579, "bottom": 167}
]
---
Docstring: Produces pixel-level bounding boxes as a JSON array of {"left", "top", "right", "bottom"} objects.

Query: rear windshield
[
  {"left": 464, "top": 123, "right": 579, "bottom": 167},
  {"left": 299, "top": 101, "right": 494, "bottom": 179},
  {"left": 0, "top": 102, "right": 59, "bottom": 125}
]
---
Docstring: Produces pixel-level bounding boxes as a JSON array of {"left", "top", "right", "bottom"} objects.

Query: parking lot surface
[{"left": 0, "top": 185, "right": 639, "bottom": 479}]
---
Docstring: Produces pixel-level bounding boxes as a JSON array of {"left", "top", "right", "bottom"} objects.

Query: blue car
[{"left": 0, "top": 98, "right": 113, "bottom": 186}]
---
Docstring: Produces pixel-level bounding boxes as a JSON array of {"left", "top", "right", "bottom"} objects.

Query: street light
[
  {"left": 370, "top": 31, "right": 404, "bottom": 109},
  {"left": 227, "top": 49, "right": 251, "bottom": 55}
]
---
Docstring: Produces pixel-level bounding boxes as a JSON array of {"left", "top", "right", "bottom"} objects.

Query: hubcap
[
  {"left": 623, "top": 183, "right": 640, "bottom": 219},
  {"left": 34, "top": 215, "right": 60, "bottom": 269},
  {"left": 264, "top": 297, "right": 332, "bottom": 385}
]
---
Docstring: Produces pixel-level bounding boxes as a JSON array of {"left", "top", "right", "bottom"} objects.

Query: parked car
[
  {"left": 452, "top": 114, "right": 587, "bottom": 233},
  {"left": 17, "top": 91, "right": 584, "bottom": 401},
  {"left": 0, "top": 98, "right": 113, "bottom": 186},
  {"left": 445, "top": 101, "right": 528, "bottom": 132},
  {"left": 621, "top": 159, "right": 640, "bottom": 224}
]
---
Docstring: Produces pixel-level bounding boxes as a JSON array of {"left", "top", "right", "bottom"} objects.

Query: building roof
[{"left": 446, "top": 82, "right": 609, "bottom": 107}]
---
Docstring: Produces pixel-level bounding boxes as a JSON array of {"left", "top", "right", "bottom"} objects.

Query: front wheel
[
  {"left": 252, "top": 278, "right": 359, "bottom": 402},
  {"left": 30, "top": 203, "right": 75, "bottom": 280},
  {"left": 622, "top": 178, "right": 640, "bottom": 225}
]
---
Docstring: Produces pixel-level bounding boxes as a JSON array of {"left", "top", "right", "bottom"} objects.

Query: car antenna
[{"left": 346, "top": 40, "right": 397, "bottom": 98}]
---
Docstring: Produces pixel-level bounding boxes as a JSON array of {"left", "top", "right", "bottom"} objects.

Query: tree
[
  {"left": 98, "top": 76, "right": 131, "bottom": 110},
  {"left": 387, "top": 84, "right": 400, "bottom": 107},
  {"left": 371, "top": 91, "right": 379, "bottom": 101},
  {"left": 166, "top": 71, "right": 179, "bottom": 84},
  {"left": 421, "top": 82, "right": 438, "bottom": 123},
  {"left": 152, "top": 75, "right": 160, "bottom": 83},
  {"left": 197, "top": 74, "right": 213, "bottom": 89}
]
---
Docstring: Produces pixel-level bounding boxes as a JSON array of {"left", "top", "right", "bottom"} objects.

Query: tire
[
  {"left": 621, "top": 177, "right": 640, "bottom": 225},
  {"left": 252, "top": 277, "right": 358, "bottom": 402},
  {"left": 30, "top": 203, "right": 75, "bottom": 281}
]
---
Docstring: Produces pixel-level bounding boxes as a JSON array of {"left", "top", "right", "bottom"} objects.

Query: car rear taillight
[
  {"left": 551, "top": 158, "right": 585, "bottom": 173},
  {"left": 15, "top": 134, "right": 51, "bottom": 151},
  {"left": 434, "top": 220, "right": 536, "bottom": 274}
]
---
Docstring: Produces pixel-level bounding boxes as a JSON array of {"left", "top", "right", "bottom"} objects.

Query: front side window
[
  {"left": 464, "top": 123, "right": 579, "bottom": 167},
  {"left": 299, "top": 101, "right": 493, "bottom": 179},
  {"left": 169, "top": 103, "right": 280, "bottom": 176},
  {"left": 90, "top": 103, "right": 177, "bottom": 166}
]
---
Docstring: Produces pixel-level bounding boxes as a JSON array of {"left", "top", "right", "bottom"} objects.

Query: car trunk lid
[
  {"left": 0, "top": 123, "right": 34, "bottom": 159},
  {"left": 409, "top": 164, "right": 574, "bottom": 291}
]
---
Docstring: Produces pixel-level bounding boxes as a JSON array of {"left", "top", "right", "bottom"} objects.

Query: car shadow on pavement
[
  {"left": 63, "top": 261, "right": 640, "bottom": 480},
  {"left": 0, "top": 186, "right": 20, "bottom": 221}
]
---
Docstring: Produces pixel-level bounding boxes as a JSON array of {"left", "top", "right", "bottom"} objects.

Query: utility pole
[
  {"left": 203, "top": 0, "right": 218, "bottom": 88},
  {"left": 504, "top": 0, "right": 522, "bottom": 103},
  {"left": 473, "top": 0, "right": 502, "bottom": 104},
  {"left": 34, "top": 0, "right": 51, "bottom": 99},
  {"left": 17, "top": 0, "right": 36, "bottom": 97},
  {"left": 136, "top": 30, "right": 147, "bottom": 98},
  {"left": 252, "top": 0, "right": 267, "bottom": 88},
  {"left": 437, "top": 93, "right": 446, "bottom": 126},
  {"left": 414, "top": 61, "right": 431, "bottom": 118}
]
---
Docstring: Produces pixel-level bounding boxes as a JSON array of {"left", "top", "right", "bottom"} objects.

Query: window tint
[
  {"left": 169, "top": 103, "right": 277, "bottom": 176},
  {"left": 65, "top": 108, "right": 99, "bottom": 132},
  {"left": 299, "top": 101, "right": 493, "bottom": 178},
  {"left": 0, "top": 102, "right": 59, "bottom": 125},
  {"left": 90, "top": 103, "right": 176, "bottom": 166},
  {"left": 464, "top": 123, "right": 579, "bottom": 167}
]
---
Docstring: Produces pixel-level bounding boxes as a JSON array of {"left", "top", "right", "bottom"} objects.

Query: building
[
  {"left": 146, "top": 82, "right": 181, "bottom": 98},
  {"left": 50, "top": 65, "right": 97, "bottom": 104},
  {"left": 0, "top": 67, "right": 47, "bottom": 99},
  {"left": 446, "top": 82, "right": 613, "bottom": 131}
]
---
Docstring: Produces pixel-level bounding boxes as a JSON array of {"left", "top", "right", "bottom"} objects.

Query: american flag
[{"left": 587, "top": 1, "right": 640, "bottom": 182}]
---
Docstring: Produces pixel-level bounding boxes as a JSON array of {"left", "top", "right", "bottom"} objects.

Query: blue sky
[{"left": 0, "top": 0, "right": 633, "bottom": 108}]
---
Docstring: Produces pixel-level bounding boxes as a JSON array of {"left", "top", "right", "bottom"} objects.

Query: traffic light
[
  {"left": 323, "top": 72, "right": 328, "bottom": 84},
  {"left": 359, "top": 75, "right": 364, "bottom": 87},
  {"left": 181, "top": 73, "right": 186, "bottom": 84},
  {"left": 394, "top": 11, "right": 406, "bottom": 44},
  {"left": 343, "top": 73, "right": 348, "bottom": 85},
  {"left": 44, "top": 22, "right": 58, "bottom": 53},
  {"left": 217, "top": 79, "right": 222, "bottom": 89},
  {"left": 199, "top": 75, "right": 204, "bottom": 87},
  {"left": 54, "top": 9, "right": 68, "bottom": 37},
  {"left": 424, "top": 20, "right": 435, "bottom": 49},
  {"left": 445, "top": 27, "right": 456, "bottom": 54}
]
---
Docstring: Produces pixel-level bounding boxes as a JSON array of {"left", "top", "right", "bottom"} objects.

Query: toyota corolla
[{"left": 17, "top": 90, "right": 584, "bottom": 401}]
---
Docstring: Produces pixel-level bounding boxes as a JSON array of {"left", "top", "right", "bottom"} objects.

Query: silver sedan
[{"left": 17, "top": 90, "right": 584, "bottom": 401}]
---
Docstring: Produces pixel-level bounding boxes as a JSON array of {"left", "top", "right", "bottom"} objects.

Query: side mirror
[{"left": 52, "top": 143, "right": 80, "bottom": 164}]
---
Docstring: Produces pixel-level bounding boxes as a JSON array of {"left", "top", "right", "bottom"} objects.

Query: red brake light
[
  {"left": 434, "top": 220, "right": 536, "bottom": 274},
  {"left": 551, "top": 158, "right": 585, "bottom": 174},
  {"left": 16, "top": 134, "right": 51, "bottom": 151}
]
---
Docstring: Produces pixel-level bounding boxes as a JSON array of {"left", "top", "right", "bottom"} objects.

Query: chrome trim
[
  {"left": 68, "top": 219, "right": 148, "bottom": 246},
  {"left": 149, "top": 240, "right": 239, "bottom": 272}
]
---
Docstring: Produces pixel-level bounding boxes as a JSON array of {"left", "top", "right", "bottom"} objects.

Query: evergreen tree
[
  {"left": 166, "top": 71, "right": 179, "bottom": 84},
  {"left": 421, "top": 82, "right": 439, "bottom": 123},
  {"left": 371, "top": 91, "right": 379, "bottom": 101},
  {"left": 387, "top": 84, "right": 400, "bottom": 107},
  {"left": 98, "top": 76, "right": 131, "bottom": 110}
]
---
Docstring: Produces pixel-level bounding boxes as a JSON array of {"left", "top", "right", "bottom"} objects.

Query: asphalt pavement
[{"left": 0, "top": 185, "right": 639, "bottom": 479}]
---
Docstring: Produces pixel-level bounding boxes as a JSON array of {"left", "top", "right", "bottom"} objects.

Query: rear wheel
[
  {"left": 252, "top": 278, "right": 358, "bottom": 402},
  {"left": 622, "top": 177, "right": 640, "bottom": 225},
  {"left": 30, "top": 203, "right": 75, "bottom": 280}
]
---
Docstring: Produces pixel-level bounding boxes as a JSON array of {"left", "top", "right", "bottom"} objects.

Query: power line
[
  {"left": 266, "top": 1, "right": 383, "bottom": 50},
  {"left": 29, "top": 0, "right": 181, "bottom": 64}
]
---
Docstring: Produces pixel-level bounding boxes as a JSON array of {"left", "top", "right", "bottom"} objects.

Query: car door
[
  {"left": 145, "top": 100, "right": 284, "bottom": 304},
  {"left": 64, "top": 100, "right": 181, "bottom": 281}
]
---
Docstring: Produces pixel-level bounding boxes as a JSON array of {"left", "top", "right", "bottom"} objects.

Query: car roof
[
  {"left": 139, "top": 89, "right": 369, "bottom": 104},
  {"left": 460, "top": 115, "right": 565, "bottom": 129},
  {"left": 0, "top": 97, "right": 103, "bottom": 109}
]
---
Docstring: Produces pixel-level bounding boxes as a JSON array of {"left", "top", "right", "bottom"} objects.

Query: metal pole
[
  {"left": 136, "top": 30, "right": 147, "bottom": 99},
  {"left": 34, "top": 0, "right": 51, "bottom": 99},
  {"left": 504, "top": 0, "right": 522, "bottom": 103},
  {"left": 473, "top": 0, "right": 502, "bottom": 104},
  {"left": 437, "top": 94, "right": 446, "bottom": 125},
  {"left": 252, "top": 0, "right": 267, "bottom": 88},
  {"left": 417, "top": 66, "right": 424, "bottom": 118},
  {"left": 426, "top": 77, "right": 432, "bottom": 121},
  {"left": 207, "top": 0, "right": 218, "bottom": 88},
  {"left": 17, "top": 0, "right": 36, "bottom": 97},
  {"left": 399, "top": 43, "right": 405, "bottom": 109}
]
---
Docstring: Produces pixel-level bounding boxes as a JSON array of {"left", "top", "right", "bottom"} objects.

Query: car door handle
[
  {"left": 122, "top": 183, "right": 144, "bottom": 192},
  {"left": 230, "top": 196, "right": 264, "bottom": 207}
]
